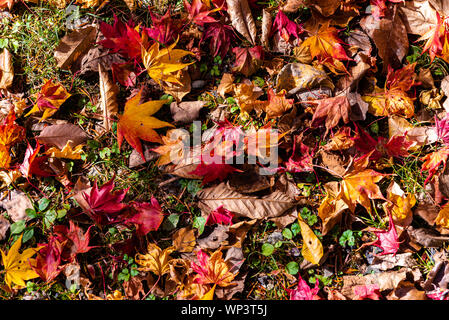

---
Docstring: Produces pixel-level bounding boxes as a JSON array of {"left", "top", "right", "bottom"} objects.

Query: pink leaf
[
  {"left": 288, "top": 275, "right": 320, "bottom": 300},
  {"left": 206, "top": 205, "right": 234, "bottom": 226}
]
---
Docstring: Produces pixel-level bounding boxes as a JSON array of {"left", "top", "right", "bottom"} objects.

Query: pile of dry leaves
[{"left": 1, "top": 0, "right": 449, "bottom": 300}]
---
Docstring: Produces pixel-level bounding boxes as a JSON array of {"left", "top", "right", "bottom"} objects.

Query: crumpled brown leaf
[{"left": 226, "top": 0, "right": 257, "bottom": 45}]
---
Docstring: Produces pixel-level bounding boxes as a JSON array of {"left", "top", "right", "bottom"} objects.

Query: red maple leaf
[
  {"left": 283, "top": 136, "right": 314, "bottom": 173},
  {"left": 125, "top": 198, "right": 165, "bottom": 236},
  {"left": 82, "top": 177, "right": 129, "bottom": 225},
  {"left": 19, "top": 142, "right": 53, "bottom": 178},
  {"left": 32, "top": 236, "right": 64, "bottom": 283},
  {"left": 353, "top": 125, "right": 412, "bottom": 162},
  {"left": 145, "top": 8, "right": 181, "bottom": 45},
  {"left": 99, "top": 15, "right": 143, "bottom": 62},
  {"left": 288, "top": 275, "right": 321, "bottom": 300},
  {"left": 435, "top": 115, "right": 449, "bottom": 145},
  {"left": 206, "top": 205, "right": 234, "bottom": 226},
  {"left": 189, "top": 161, "right": 241, "bottom": 185},
  {"left": 111, "top": 62, "right": 138, "bottom": 87},
  {"left": 370, "top": 0, "right": 404, "bottom": 19},
  {"left": 231, "top": 46, "right": 264, "bottom": 77},
  {"left": 271, "top": 9, "right": 302, "bottom": 42},
  {"left": 361, "top": 211, "right": 400, "bottom": 256},
  {"left": 54, "top": 221, "right": 94, "bottom": 262},
  {"left": 184, "top": 0, "right": 217, "bottom": 26},
  {"left": 201, "top": 22, "right": 235, "bottom": 58}
]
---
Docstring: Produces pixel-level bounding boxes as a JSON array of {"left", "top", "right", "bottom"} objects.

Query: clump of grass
[{"left": 0, "top": 5, "right": 67, "bottom": 89}]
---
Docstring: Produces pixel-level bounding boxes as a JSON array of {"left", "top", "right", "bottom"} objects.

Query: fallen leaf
[
  {"left": 0, "top": 48, "right": 13, "bottom": 90},
  {"left": 191, "top": 249, "right": 236, "bottom": 287},
  {"left": 98, "top": 63, "right": 119, "bottom": 131},
  {"left": 117, "top": 88, "right": 174, "bottom": 161},
  {"left": 36, "top": 123, "right": 89, "bottom": 149},
  {"left": 141, "top": 37, "right": 194, "bottom": 85},
  {"left": 54, "top": 26, "right": 97, "bottom": 70},
  {"left": 197, "top": 182, "right": 296, "bottom": 219},
  {"left": 309, "top": 95, "right": 351, "bottom": 134},
  {"left": 226, "top": 0, "right": 257, "bottom": 44},
  {"left": 126, "top": 198, "right": 165, "bottom": 236},
  {"left": 172, "top": 227, "right": 196, "bottom": 252},
  {"left": 170, "top": 101, "right": 205, "bottom": 123},
  {"left": 288, "top": 274, "right": 320, "bottom": 300},
  {"left": 298, "top": 217, "right": 323, "bottom": 265},
  {"left": 135, "top": 243, "right": 174, "bottom": 276},
  {"left": 25, "top": 80, "right": 71, "bottom": 121},
  {"left": 1, "top": 235, "right": 42, "bottom": 288},
  {"left": 360, "top": 8, "right": 409, "bottom": 72}
]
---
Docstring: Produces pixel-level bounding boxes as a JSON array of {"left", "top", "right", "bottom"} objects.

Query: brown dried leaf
[
  {"left": 226, "top": 0, "right": 257, "bottom": 45},
  {"left": 197, "top": 182, "right": 296, "bottom": 220},
  {"left": 360, "top": 9, "right": 409, "bottom": 72},
  {"left": 0, "top": 49, "right": 13, "bottom": 90},
  {"left": 37, "top": 123, "right": 89, "bottom": 149},
  {"left": 54, "top": 26, "right": 97, "bottom": 70},
  {"left": 172, "top": 227, "right": 196, "bottom": 253},
  {"left": 98, "top": 63, "right": 119, "bottom": 131},
  {"left": 170, "top": 101, "right": 205, "bottom": 123}
]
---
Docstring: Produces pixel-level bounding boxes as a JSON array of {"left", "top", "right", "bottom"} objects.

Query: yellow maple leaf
[
  {"left": 141, "top": 37, "right": 194, "bottom": 85},
  {"left": 318, "top": 181, "right": 349, "bottom": 235},
  {"left": 383, "top": 181, "right": 416, "bottom": 227},
  {"left": 362, "top": 87, "right": 415, "bottom": 118},
  {"left": 337, "top": 154, "right": 386, "bottom": 214},
  {"left": 117, "top": 88, "right": 174, "bottom": 161},
  {"left": 298, "top": 217, "right": 323, "bottom": 265},
  {"left": 135, "top": 243, "right": 174, "bottom": 276},
  {"left": 1, "top": 235, "right": 42, "bottom": 288},
  {"left": 45, "top": 141, "right": 84, "bottom": 160}
]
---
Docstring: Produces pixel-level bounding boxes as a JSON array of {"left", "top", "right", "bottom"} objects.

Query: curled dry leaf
[
  {"left": 276, "top": 63, "right": 334, "bottom": 96},
  {"left": 0, "top": 48, "right": 13, "bottom": 90},
  {"left": 226, "top": 0, "right": 257, "bottom": 45},
  {"left": 98, "top": 63, "right": 119, "bottom": 131}
]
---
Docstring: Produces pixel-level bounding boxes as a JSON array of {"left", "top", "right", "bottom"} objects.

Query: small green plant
[
  {"left": 117, "top": 254, "right": 139, "bottom": 282},
  {"left": 339, "top": 230, "right": 361, "bottom": 247},
  {"left": 300, "top": 207, "right": 318, "bottom": 226}
]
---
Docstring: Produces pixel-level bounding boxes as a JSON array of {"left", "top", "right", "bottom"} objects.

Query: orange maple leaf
[
  {"left": 117, "top": 88, "right": 174, "bottom": 161},
  {"left": 421, "top": 146, "right": 449, "bottom": 185},
  {"left": 300, "top": 22, "right": 350, "bottom": 73},
  {"left": 337, "top": 153, "right": 387, "bottom": 213}
]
